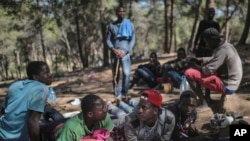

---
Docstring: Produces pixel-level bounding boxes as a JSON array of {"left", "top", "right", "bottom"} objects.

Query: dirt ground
[{"left": 0, "top": 45, "right": 250, "bottom": 136}]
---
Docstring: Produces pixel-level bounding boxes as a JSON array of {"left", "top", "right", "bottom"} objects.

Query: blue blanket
[{"left": 117, "top": 18, "right": 133, "bottom": 39}]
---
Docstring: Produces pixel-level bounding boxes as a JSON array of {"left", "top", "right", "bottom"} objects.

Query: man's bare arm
[{"left": 28, "top": 110, "right": 42, "bottom": 141}]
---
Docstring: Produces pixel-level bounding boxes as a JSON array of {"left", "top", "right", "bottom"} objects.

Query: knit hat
[
  {"left": 140, "top": 89, "right": 162, "bottom": 108},
  {"left": 203, "top": 27, "right": 223, "bottom": 39}
]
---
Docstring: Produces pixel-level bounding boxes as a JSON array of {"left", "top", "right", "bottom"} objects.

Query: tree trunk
[
  {"left": 188, "top": 0, "right": 202, "bottom": 51},
  {"left": 36, "top": 0, "right": 46, "bottom": 62},
  {"left": 99, "top": 0, "right": 109, "bottom": 67},
  {"left": 206, "top": 0, "right": 214, "bottom": 9},
  {"left": 128, "top": 0, "right": 132, "bottom": 19},
  {"left": 168, "top": 0, "right": 174, "bottom": 53},
  {"left": 163, "top": 0, "right": 170, "bottom": 53},
  {"left": 74, "top": 0, "right": 85, "bottom": 68},
  {"left": 224, "top": 0, "right": 230, "bottom": 43},
  {"left": 119, "top": 0, "right": 124, "bottom": 7},
  {"left": 238, "top": 0, "right": 250, "bottom": 45}
]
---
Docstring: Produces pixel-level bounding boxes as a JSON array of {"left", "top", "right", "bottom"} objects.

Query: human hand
[
  {"left": 116, "top": 49, "right": 126, "bottom": 58},
  {"left": 112, "top": 48, "right": 120, "bottom": 56},
  {"left": 188, "top": 57, "right": 199, "bottom": 63},
  {"left": 187, "top": 57, "right": 201, "bottom": 69}
]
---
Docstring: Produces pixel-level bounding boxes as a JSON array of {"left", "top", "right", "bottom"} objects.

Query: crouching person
[
  {"left": 55, "top": 94, "right": 114, "bottom": 141},
  {"left": 124, "top": 89, "right": 175, "bottom": 141}
]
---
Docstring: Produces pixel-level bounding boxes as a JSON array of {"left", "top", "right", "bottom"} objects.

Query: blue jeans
[
  {"left": 133, "top": 67, "right": 158, "bottom": 88},
  {"left": 162, "top": 71, "right": 182, "bottom": 88},
  {"left": 108, "top": 99, "right": 138, "bottom": 128},
  {"left": 118, "top": 99, "right": 138, "bottom": 113},
  {"left": 111, "top": 54, "right": 131, "bottom": 98}
]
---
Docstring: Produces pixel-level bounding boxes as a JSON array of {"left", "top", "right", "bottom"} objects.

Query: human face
[
  {"left": 137, "top": 99, "right": 157, "bottom": 124},
  {"left": 116, "top": 8, "right": 126, "bottom": 20},
  {"left": 204, "top": 37, "right": 218, "bottom": 50},
  {"left": 179, "top": 97, "right": 197, "bottom": 117},
  {"left": 92, "top": 98, "right": 107, "bottom": 121},
  {"left": 35, "top": 65, "right": 52, "bottom": 85},
  {"left": 177, "top": 51, "right": 186, "bottom": 60},
  {"left": 150, "top": 54, "right": 157, "bottom": 62},
  {"left": 207, "top": 8, "right": 215, "bottom": 20}
]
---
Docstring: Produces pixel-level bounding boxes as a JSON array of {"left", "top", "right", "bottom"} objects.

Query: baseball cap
[
  {"left": 140, "top": 89, "right": 162, "bottom": 108},
  {"left": 203, "top": 27, "right": 223, "bottom": 39}
]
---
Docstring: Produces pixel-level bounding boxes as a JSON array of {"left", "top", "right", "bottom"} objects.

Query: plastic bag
[
  {"left": 179, "top": 75, "right": 190, "bottom": 95},
  {"left": 47, "top": 87, "right": 57, "bottom": 103}
]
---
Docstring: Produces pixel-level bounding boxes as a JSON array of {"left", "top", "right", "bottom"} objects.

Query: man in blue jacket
[{"left": 106, "top": 6, "right": 136, "bottom": 101}]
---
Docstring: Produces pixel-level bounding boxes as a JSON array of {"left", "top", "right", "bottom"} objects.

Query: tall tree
[
  {"left": 163, "top": 0, "right": 170, "bottom": 53},
  {"left": 188, "top": 0, "right": 202, "bottom": 50},
  {"left": 238, "top": 0, "right": 250, "bottom": 45},
  {"left": 168, "top": 0, "right": 174, "bottom": 53},
  {"left": 99, "top": 0, "right": 109, "bottom": 67},
  {"left": 36, "top": 0, "right": 46, "bottom": 62},
  {"left": 74, "top": 0, "right": 86, "bottom": 68}
]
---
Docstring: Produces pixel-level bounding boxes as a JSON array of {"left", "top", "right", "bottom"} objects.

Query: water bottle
[
  {"left": 47, "top": 87, "right": 57, "bottom": 103},
  {"left": 179, "top": 76, "right": 190, "bottom": 95}
]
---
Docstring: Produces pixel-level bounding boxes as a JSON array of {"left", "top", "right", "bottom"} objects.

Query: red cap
[{"left": 140, "top": 89, "right": 162, "bottom": 108}]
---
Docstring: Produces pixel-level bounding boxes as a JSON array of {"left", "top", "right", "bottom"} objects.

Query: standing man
[
  {"left": 106, "top": 7, "right": 135, "bottom": 100},
  {"left": 106, "top": 6, "right": 136, "bottom": 101},
  {"left": 193, "top": 7, "right": 220, "bottom": 57},
  {"left": 0, "top": 61, "right": 53, "bottom": 141},
  {"left": 192, "top": 7, "right": 220, "bottom": 102},
  {"left": 185, "top": 27, "right": 243, "bottom": 111}
]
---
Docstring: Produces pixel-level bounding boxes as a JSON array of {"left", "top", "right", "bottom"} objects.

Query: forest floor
[{"left": 0, "top": 44, "right": 250, "bottom": 138}]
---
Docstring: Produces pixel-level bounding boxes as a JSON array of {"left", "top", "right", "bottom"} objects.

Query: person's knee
[
  {"left": 185, "top": 69, "right": 200, "bottom": 80},
  {"left": 123, "top": 69, "right": 130, "bottom": 78}
]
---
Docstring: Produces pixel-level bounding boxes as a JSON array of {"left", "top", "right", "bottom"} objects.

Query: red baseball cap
[{"left": 140, "top": 89, "right": 162, "bottom": 108}]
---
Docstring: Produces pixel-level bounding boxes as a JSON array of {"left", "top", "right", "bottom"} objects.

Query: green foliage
[{"left": 0, "top": 0, "right": 249, "bottom": 81}]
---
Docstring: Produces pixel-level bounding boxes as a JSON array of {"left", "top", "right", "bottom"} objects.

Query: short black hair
[
  {"left": 116, "top": 6, "right": 126, "bottom": 12},
  {"left": 180, "top": 90, "right": 197, "bottom": 102},
  {"left": 26, "top": 61, "right": 48, "bottom": 79},
  {"left": 207, "top": 7, "right": 215, "bottom": 14},
  {"left": 177, "top": 48, "right": 186, "bottom": 54},
  {"left": 81, "top": 94, "right": 101, "bottom": 115},
  {"left": 150, "top": 52, "right": 157, "bottom": 58}
]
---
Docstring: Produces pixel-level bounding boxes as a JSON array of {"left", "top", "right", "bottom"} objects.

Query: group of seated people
[
  {"left": 129, "top": 47, "right": 191, "bottom": 94},
  {"left": 0, "top": 27, "right": 243, "bottom": 141},
  {"left": 130, "top": 27, "right": 242, "bottom": 112},
  {"left": 41, "top": 89, "right": 200, "bottom": 141}
]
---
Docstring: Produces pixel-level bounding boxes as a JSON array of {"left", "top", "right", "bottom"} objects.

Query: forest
[{"left": 0, "top": 0, "right": 249, "bottom": 81}]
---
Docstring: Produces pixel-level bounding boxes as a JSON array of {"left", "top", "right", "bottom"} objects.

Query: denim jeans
[
  {"left": 108, "top": 99, "right": 139, "bottom": 128},
  {"left": 111, "top": 54, "right": 131, "bottom": 98},
  {"left": 163, "top": 71, "right": 182, "bottom": 88},
  {"left": 118, "top": 99, "right": 138, "bottom": 113},
  {"left": 133, "top": 67, "right": 158, "bottom": 88}
]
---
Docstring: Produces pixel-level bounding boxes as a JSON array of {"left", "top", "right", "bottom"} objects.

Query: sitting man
[
  {"left": 0, "top": 61, "right": 53, "bottom": 141},
  {"left": 185, "top": 27, "right": 243, "bottom": 111},
  {"left": 55, "top": 94, "right": 114, "bottom": 141},
  {"left": 130, "top": 52, "right": 162, "bottom": 89},
  {"left": 165, "top": 90, "right": 199, "bottom": 141},
  {"left": 124, "top": 89, "right": 175, "bottom": 141},
  {"left": 161, "top": 48, "right": 188, "bottom": 93}
]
